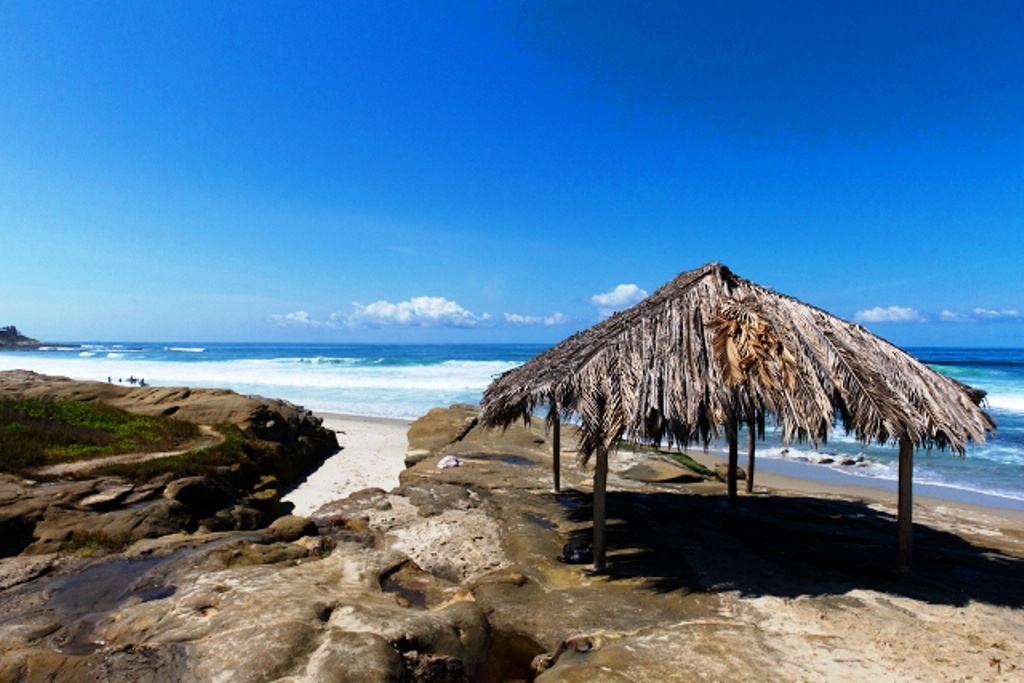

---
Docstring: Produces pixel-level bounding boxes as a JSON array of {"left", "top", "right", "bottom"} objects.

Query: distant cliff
[{"left": 0, "top": 326, "right": 41, "bottom": 349}]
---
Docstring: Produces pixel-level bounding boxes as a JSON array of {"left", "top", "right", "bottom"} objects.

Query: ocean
[{"left": 1, "top": 342, "right": 1022, "bottom": 509}]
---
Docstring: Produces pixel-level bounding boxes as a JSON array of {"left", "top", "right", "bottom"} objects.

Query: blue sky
[{"left": 1, "top": 1, "right": 1022, "bottom": 347}]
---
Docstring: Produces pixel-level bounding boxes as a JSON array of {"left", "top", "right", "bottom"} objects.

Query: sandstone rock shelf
[{"left": 1, "top": 384, "right": 1023, "bottom": 681}]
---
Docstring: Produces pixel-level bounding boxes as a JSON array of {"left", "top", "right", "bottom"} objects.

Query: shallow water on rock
[
  {"left": 524, "top": 512, "right": 556, "bottom": 530},
  {"left": 381, "top": 571, "right": 429, "bottom": 609},
  {"left": 474, "top": 629, "right": 545, "bottom": 683},
  {"left": 555, "top": 493, "right": 584, "bottom": 510},
  {"left": 501, "top": 455, "right": 536, "bottom": 467},
  {"left": 49, "top": 556, "right": 176, "bottom": 655}
]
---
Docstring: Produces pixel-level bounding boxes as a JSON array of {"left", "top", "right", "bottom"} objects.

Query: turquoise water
[
  {"left": 722, "top": 347, "right": 1024, "bottom": 508},
  {"left": 2, "top": 343, "right": 1022, "bottom": 506}
]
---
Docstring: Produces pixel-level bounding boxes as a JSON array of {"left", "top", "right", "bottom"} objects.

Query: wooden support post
[
  {"left": 726, "top": 415, "right": 739, "bottom": 508},
  {"left": 592, "top": 445, "right": 609, "bottom": 571},
  {"left": 552, "top": 410, "right": 561, "bottom": 493},
  {"left": 745, "top": 413, "right": 756, "bottom": 494},
  {"left": 898, "top": 436, "right": 914, "bottom": 573}
]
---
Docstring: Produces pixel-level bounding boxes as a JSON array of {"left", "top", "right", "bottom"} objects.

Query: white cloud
[
  {"left": 940, "top": 310, "right": 970, "bottom": 323},
  {"left": 270, "top": 297, "right": 486, "bottom": 329},
  {"left": 972, "top": 307, "right": 1019, "bottom": 320},
  {"left": 269, "top": 310, "right": 322, "bottom": 327},
  {"left": 853, "top": 306, "right": 927, "bottom": 323},
  {"left": 940, "top": 307, "right": 1020, "bottom": 323},
  {"left": 504, "top": 312, "right": 568, "bottom": 326},
  {"left": 349, "top": 296, "right": 481, "bottom": 327},
  {"left": 589, "top": 284, "right": 648, "bottom": 317}
]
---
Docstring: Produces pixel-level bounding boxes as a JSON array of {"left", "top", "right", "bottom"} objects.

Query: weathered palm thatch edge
[
  {"left": 480, "top": 262, "right": 993, "bottom": 458},
  {"left": 478, "top": 262, "right": 995, "bottom": 572}
]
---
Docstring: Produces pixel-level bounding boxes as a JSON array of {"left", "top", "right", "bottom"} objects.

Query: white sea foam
[
  {"left": 4, "top": 344, "right": 1024, "bottom": 502},
  {"left": 986, "top": 392, "right": 1024, "bottom": 414},
  {"left": 718, "top": 441, "right": 1024, "bottom": 504},
  {"left": 0, "top": 353, "right": 516, "bottom": 420}
]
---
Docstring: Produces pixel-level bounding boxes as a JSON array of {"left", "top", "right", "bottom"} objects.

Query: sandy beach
[
  {"left": 683, "top": 446, "right": 1024, "bottom": 521},
  {"left": 287, "top": 411, "right": 1024, "bottom": 529},
  {"left": 282, "top": 412, "right": 413, "bottom": 516}
]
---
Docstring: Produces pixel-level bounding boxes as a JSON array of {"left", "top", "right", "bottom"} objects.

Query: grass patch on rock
[
  {"left": 614, "top": 438, "right": 715, "bottom": 479},
  {"left": 671, "top": 452, "right": 715, "bottom": 478},
  {"left": 0, "top": 397, "right": 200, "bottom": 472},
  {"left": 89, "top": 423, "right": 269, "bottom": 482},
  {"left": 64, "top": 529, "right": 133, "bottom": 557}
]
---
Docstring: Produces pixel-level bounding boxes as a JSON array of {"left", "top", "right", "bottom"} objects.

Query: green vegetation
[
  {"left": 613, "top": 437, "right": 715, "bottom": 478},
  {"left": 671, "top": 452, "right": 715, "bottom": 478},
  {"left": 90, "top": 422, "right": 259, "bottom": 482},
  {"left": 0, "top": 397, "right": 199, "bottom": 472},
  {"left": 64, "top": 529, "right": 133, "bottom": 557}
]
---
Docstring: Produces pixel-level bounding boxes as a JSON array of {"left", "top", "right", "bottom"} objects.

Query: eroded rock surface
[
  {"left": 0, "top": 371, "right": 339, "bottom": 558},
  {"left": 2, "top": 399, "right": 1024, "bottom": 682}
]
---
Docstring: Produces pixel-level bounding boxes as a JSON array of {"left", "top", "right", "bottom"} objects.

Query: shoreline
[
  {"left": 3, "top": 345, "right": 1023, "bottom": 510},
  {"left": 2, "top": 357, "right": 1021, "bottom": 521},
  {"left": 684, "top": 446, "right": 1024, "bottom": 532},
  {"left": 685, "top": 447, "right": 1024, "bottom": 521},
  {"left": 289, "top": 409, "right": 1024, "bottom": 528}
]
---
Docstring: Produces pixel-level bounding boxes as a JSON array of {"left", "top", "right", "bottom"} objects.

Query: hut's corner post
[
  {"left": 898, "top": 436, "right": 914, "bottom": 573},
  {"left": 592, "top": 445, "right": 609, "bottom": 571},
  {"left": 745, "top": 413, "right": 756, "bottom": 494},
  {"left": 552, "top": 410, "right": 561, "bottom": 493},
  {"left": 726, "top": 416, "right": 739, "bottom": 508}
]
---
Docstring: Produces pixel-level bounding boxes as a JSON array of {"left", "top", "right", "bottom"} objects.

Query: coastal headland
[
  {"left": 1, "top": 372, "right": 1023, "bottom": 681},
  {"left": 0, "top": 326, "right": 43, "bottom": 350}
]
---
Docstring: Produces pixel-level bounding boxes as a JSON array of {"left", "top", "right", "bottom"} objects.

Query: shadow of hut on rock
[{"left": 554, "top": 487, "right": 1024, "bottom": 609}]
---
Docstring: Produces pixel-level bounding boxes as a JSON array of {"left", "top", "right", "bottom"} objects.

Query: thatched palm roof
[
  {"left": 481, "top": 262, "right": 992, "bottom": 457},
  {"left": 479, "top": 262, "right": 994, "bottom": 572}
]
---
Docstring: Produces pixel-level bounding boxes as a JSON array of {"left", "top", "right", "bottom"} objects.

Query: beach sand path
[{"left": 282, "top": 413, "right": 411, "bottom": 517}]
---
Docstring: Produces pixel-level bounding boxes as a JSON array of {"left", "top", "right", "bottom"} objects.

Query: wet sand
[{"left": 683, "top": 447, "right": 1024, "bottom": 526}]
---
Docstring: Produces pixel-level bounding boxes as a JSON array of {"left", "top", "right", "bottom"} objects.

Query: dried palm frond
[{"left": 480, "top": 262, "right": 994, "bottom": 462}]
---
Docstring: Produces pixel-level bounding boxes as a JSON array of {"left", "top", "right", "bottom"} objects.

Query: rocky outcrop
[
  {"left": 0, "top": 326, "right": 41, "bottom": 349},
  {"left": 0, "top": 371, "right": 339, "bottom": 558},
  {"left": 2, "top": 401, "right": 1023, "bottom": 681},
  {"left": 0, "top": 371, "right": 339, "bottom": 483}
]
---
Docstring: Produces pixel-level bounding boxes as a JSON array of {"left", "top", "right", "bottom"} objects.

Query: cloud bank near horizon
[
  {"left": 270, "top": 296, "right": 569, "bottom": 330},
  {"left": 854, "top": 306, "right": 928, "bottom": 323},
  {"left": 504, "top": 312, "right": 568, "bottom": 326},
  {"left": 855, "top": 305, "right": 1021, "bottom": 325},
  {"left": 940, "top": 307, "right": 1020, "bottom": 323},
  {"left": 273, "top": 292, "right": 1022, "bottom": 334}
]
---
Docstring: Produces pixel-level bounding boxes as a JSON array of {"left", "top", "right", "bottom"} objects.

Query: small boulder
[
  {"left": 714, "top": 463, "right": 747, "bottom": 483},
  {"left": 200, "top": 505, "right": 268, "bottom": 532},
  {"left": 268, "top": 515, "right": 318, "bottom": 542},
  {"left": 164, "top": 477, "right": 232, "bottom": 519},
  {"left": 79, "top": 483, "right": 135, "bottom": 511}
]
